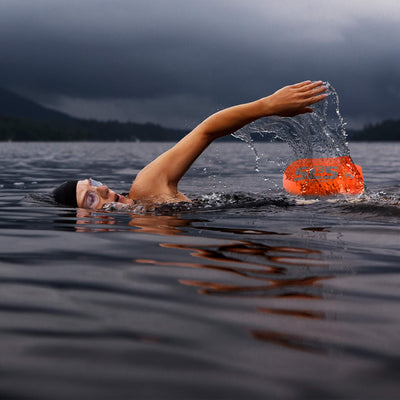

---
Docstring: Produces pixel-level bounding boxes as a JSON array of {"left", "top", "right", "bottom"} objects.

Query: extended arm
[{"left": 129, "top": 81, "right": 327, "bottom": 201}]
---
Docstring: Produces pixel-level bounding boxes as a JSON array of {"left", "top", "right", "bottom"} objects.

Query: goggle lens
[
  {"left": 84, "top": 191, "right": 100, "bottom": 209},
  {"left": 89, "top": 178, "right": 103, "bottom": 187}
]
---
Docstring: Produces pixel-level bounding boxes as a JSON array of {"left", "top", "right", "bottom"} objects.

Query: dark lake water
[{"left": 0, "top": 141, "right": 399, "bottom": 399}]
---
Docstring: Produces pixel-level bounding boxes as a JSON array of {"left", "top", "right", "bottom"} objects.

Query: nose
[{"left": 97, "top": 185, "right": 111, "bottom": 198}]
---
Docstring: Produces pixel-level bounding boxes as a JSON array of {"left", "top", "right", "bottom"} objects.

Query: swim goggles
[
  {"left": 84, "top": 178, "right": 104, "bottom": 209},
  {"left": 89, "top": 178, "right": 103, "bottom": 187}
]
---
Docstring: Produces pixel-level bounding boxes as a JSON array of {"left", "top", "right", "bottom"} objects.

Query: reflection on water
[
  {"left": 128, "top": 215, "right": 201, "bottom": 236},
  {"left": 112, "top": 213, "right": 333, "bottom": 352},
  {"left": 251, "top": 330, "right": 327, "bottom": 354},
  {"left": 137, "top": 233, "right": 331, "bottom": 351},
  {"left": 157, "top": 241, "right": 328, "bottom": 294},
  {"left": 56, "top": 208, "right": 201, "bottom": 235},
  {"left": 61, "top": 209, "right": 336, "bottom": 353}
]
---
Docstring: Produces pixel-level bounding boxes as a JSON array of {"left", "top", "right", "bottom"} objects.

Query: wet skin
[{"left": 76, "top": 179, "right": 133, "bottom": 210}]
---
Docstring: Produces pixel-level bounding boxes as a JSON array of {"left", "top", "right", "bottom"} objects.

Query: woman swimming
[{"left": 53, "top": 81, "right": 327, "bottom": 209}]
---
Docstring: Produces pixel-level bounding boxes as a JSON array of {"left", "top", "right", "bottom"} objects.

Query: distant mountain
[
  {"left": 0, "top": 87, "right": 188, "bottom": 141},
  {"left": 0, "top": 87, "right": 72, "bottom": 121}
]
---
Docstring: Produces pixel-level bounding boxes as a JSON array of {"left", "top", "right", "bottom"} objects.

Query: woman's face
[{"left": 76, "top": 179, "right": 126, "bottom": 209}]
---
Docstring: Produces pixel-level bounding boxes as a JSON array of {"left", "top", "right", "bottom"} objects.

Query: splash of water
[
  {"left": 232, "top": 82, "right": 351, "bottom": 160},
  {"left": 101, "top": 192, "right": 293, "bottom": 214}
]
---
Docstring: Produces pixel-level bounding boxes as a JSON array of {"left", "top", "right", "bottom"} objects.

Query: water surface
[{"left": 0, "top": 141, "right": 399, "bottom": 399}]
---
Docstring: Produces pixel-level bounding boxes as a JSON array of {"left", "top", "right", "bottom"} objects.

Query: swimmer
[{"left": 53, "top": 81, "right": 327, "bottom": 209}]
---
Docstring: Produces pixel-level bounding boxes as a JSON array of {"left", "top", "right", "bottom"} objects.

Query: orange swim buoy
[{"left": 283, "top": 156, "right": 364, "bottom": 196}]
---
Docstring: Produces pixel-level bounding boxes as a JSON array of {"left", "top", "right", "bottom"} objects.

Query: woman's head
[
  {"left": 53, "top": 178, "right": 126, "bottom": 209},
  {"left": 52, "top": 180, "right": 78, "bottom": 207}
]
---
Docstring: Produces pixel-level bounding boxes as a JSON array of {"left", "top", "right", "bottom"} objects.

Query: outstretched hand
[{"left": 265, "top": 80, "right": 327, "bottom": 117}]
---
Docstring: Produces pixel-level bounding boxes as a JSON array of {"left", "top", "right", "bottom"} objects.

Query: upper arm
[{"left": 129, "top": 126, "right": 213, "bottom": 199}]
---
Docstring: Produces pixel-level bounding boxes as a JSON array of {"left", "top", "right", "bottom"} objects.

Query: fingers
[
  {"left": 291, "top": 81, "right": 327, "bottom": 103},
  {"left": 270, "top": 80, "right": 327, "bottom": 117},
  {"left": 301, "top": 107, "right": 313, "bottom": 114},
  {"left": 307, "top": 93, "right": 328, "bottom": 104},
  {"left": 299, "top": 80, "right": 325, "bottom": 92},
  {"left": 292, "top": 80, "right": 323, "bottom": 89},
  {"left": 296, "top": 81, "right": 327, "bottom": 114},
  {"left": 292, "top": 80, "right": 312, "bottom": 88},
  {"left": 300, "top": 83, "right": 327, "bottom": 104}
]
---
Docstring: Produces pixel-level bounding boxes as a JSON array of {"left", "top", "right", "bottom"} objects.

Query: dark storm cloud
[{"left": 0, "top": 0, "right": 399, "bottom": 128}]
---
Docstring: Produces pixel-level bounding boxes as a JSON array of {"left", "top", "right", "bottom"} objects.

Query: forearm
[
  {"left": 194, "top": 81, "right": 327, "bottom": 140},
  {"left": 195, "top": 99, "right": 267, "bottom": 140}
]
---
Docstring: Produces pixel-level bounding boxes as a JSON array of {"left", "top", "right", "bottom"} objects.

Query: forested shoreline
[
  {"left": 0, "top": 87, "right": 398, "bottom": 141},
  {"left": 1, "top": 113, "right": 398, "bottom": 142},
  {"left": 0, "top": 114, "right": 187, "bottom": 141}
]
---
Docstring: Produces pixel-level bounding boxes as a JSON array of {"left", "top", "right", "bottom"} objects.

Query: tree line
[
  {"left": 0, "top": 114, "right": 187, "bottom": 141},
  {"left": 0, "top": 113, "right": 399, "bottom": 142}
]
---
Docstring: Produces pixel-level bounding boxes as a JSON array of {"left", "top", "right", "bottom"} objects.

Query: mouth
[{"left": 115, "top": 194, "right": 123, "bottom": 202}]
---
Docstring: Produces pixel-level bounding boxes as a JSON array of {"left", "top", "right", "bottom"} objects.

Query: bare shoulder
[
  {"left": 128, "top": 167, "right": 164, "bottom": 200},
  {"left": 128, "top": 167, "right": 191, "bottom": 203}
]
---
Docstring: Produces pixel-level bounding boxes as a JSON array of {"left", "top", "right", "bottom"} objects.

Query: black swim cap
[{"left": 53, "top": 180, "right": 78, "bottom": 207}]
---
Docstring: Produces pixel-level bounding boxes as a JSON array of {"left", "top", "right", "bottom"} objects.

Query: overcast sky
[{"left": 1, "top": 0, "right": 399, "bottom": 129}]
